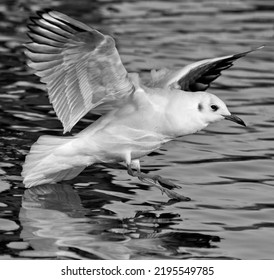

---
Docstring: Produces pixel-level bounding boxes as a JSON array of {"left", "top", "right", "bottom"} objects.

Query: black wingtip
[{"left": 233, "top": 45, "right": 265, "bottom": 59}]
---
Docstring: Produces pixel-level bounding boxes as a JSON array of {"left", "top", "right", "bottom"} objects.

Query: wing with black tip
[{"left": 149, "top": 47, "right": 263, "bottom": 92}]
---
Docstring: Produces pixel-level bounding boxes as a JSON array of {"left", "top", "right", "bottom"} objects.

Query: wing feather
[
  {"left": 149, "top": 46, "right": 263, "bottom": 91},
  {"left": 26, "top": 42, "right": 62, "bottom": 54},
  {"left": 25, "top": 10, "right": 134, "bottom": 133}
]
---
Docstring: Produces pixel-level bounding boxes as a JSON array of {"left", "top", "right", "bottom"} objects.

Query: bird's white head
[
  {"left": 195, "top": 91, "right": 246, "bottom": 127},
  {"left": 166, "top": 91, "right": 246, "bottom": 137}
]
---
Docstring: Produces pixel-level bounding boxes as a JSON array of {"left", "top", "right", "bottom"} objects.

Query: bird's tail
[{"left": 22, "top": 135, "right": 93, "bottom": 188}]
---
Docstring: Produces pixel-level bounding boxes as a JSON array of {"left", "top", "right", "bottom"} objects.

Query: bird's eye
[{"left": 211, "top": 105, "right": 219, "bottom": 111}]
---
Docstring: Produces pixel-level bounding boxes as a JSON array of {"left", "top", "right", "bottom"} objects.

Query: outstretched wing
[
  {"left": 149, "top": 47, "right": 263, "bottom": 91},
  {"left": 25, "top": 10, "right": 134, "bottom": 133}
]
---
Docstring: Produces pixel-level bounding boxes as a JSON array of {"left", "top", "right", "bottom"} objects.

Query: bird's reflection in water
[{"left": 19, "top": 183, "right": 220, "bottom": 259}]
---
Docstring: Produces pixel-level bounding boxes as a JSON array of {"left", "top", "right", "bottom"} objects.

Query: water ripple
[{"left": 1, "top": 0, "right": 274, "bottom": 259}]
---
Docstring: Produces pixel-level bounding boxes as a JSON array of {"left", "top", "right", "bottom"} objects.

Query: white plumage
[{"left": 22, "top": 11, "right": 257, "bottom": 195}]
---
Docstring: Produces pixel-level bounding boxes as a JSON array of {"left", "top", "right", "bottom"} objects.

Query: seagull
[{"left": 22, "top": 10, "right": 258, "bottom": 200}]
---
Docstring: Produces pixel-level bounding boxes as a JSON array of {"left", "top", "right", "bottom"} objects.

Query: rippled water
[{"left": 0, "top": 0, "right": 274, "bottom": 259}]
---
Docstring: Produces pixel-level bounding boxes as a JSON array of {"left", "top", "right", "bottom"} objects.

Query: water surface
[{"left": 0, "top": 0, "right": 274, "bottom": 259}]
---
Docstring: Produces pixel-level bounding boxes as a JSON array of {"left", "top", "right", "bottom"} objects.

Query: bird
[{"left": 22, "top": 10, "right": 258, "bottom": 200}]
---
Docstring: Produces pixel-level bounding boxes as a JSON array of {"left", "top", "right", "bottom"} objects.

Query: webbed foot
[{"left": 127, "top": 165, "right": 191, "bottom": 201}]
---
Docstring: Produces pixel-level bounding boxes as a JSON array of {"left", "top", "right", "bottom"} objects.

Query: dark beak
[{"left": 222, "top": 114, "right": 246, "bottom": 127}]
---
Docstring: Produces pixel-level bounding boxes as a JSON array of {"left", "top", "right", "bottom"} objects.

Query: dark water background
[{"left": 0, "top": 0, "right": 274, "bottom": 259}]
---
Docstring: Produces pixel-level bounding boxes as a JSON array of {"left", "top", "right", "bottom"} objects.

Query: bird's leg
[
  {"left": 127, "top": 159, "right": 181, "bottom": 189},
  {"left": 127, "top": 159, "right": 190, "bottom": 201}
]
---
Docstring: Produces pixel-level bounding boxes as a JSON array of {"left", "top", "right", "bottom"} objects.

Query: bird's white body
[
  {"left": 22, "top": 11, "right": 250, "bottom": 188},
  {"left": 22, "top": 81, "right": 229, "bottom": 187},
  {"left": 76, "top": 87, "right": 211, "bottom": 161}
]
